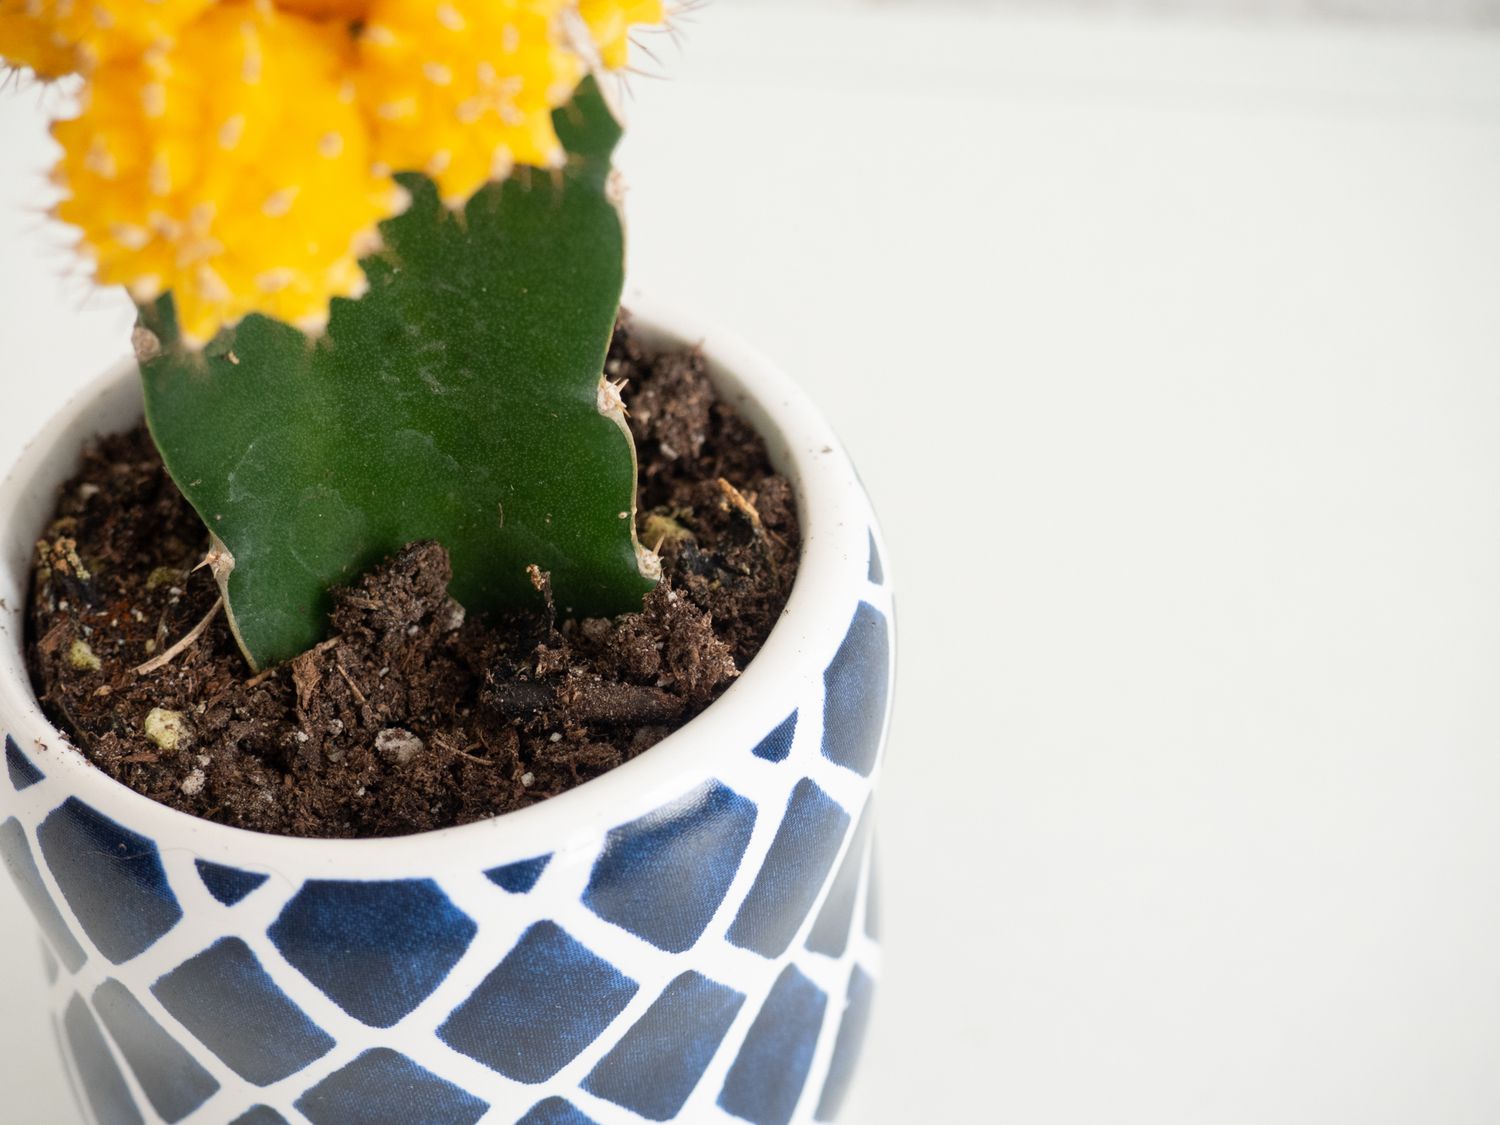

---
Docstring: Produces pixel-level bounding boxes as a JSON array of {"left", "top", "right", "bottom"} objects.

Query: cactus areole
[{"left": 3, "top": 3, "right": 672, "bottom": 671}]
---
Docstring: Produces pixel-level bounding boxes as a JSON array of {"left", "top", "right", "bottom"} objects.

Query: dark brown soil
[{"left": 27, "top": 320, "right": 799, "bottom": 838}]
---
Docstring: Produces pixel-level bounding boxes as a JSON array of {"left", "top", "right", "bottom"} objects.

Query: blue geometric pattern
[
  {"left": 485, "top": 853, "right": 552, "bottom": 893},
  {"left": 519, "top": 1098, "right": 601, "bottom": 1125},
  {"left": 93, "top": 978, "right": 219, "bottom": 1122},
  {"left": 439, "top": 921, "right": 639, "bottom": 1083},
  {"left": 37, "top": 797, "right": 182, "bottom": 963},
  {"left": 0, "top": 817, "right": 87, "bottom": 972},
  {"left": 584, "top": 780, "right": 757, "bottom": 953},
  {"left": 805, "top": 805, "right": 872, "bottom": 958},
  {"left": 718, "top": 966, "right": 828, "bottom": 1125},
  {"left": 63, "top": 993, "right": 143, "bottom": 1125},
  {"left": 820, "top": 602, "right": 890, "bottom": 777},
  {"left": 728, "top": 780, "right": 851, "bottom": 958},
  {"left": 269, "top": 879, "right": 477, "bottom": 1027},
  {"left": 295, "top": 1048, "right": 488, "bottom": 1125},
  {"left": 815, "top": 966, "right": 877, "bottom": 1122},
  {"left": 584, "top": 971, "right": 746, "bottom": 1120},
  {"left": 6, "top": 520, "right": 892, "bottom": 1123},
  {"left": 195, "top": 859, "right": 269, "bottom": 907},
  {"left": 752, "top": 712, "right": 798, "bottom": 762},
  {"left": 6, "top": 735, "right": 43, "bottom": 789},
  {"left": 229, "top": 1110, "right": 289, "bottom": 1125},
  {"left": 151, "top": 938, "right": 335, "bottom": 1085}
]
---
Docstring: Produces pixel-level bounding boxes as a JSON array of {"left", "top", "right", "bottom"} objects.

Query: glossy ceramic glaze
[{"left": 0, "top": 298, "right": 894, "bottom": 1125}]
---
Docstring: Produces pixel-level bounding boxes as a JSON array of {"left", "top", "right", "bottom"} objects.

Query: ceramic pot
[{"left": 0, "top": 299, "right": 894, "bottom": 1125}]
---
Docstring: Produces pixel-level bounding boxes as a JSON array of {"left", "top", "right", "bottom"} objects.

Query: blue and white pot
[{"left": 0, "top": 299, "right": 895, "bottom": 1125}]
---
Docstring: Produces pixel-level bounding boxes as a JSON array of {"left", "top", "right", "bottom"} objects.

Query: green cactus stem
[{"left": 137, "top": 78, "right": 657, "bottom": 671}]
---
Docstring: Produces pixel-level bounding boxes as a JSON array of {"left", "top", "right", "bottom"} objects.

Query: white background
[{"left": 4, "top": 5, "right": 1500, "bottom": 1122}]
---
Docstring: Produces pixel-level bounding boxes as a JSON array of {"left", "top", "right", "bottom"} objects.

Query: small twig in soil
[
  {"left": 484, "top": 679, "right": 553, "bottom": 717},
  {"left": 717, "top": 477, "right": 788, "bottom": 565},
  {"left": 430, "top": 731, "right": 493, "bottom": 768},
  {"left": 716, "top": 477, "right": 762, "bottom": 531},
  {"left": 133, "top": 597, "right": 223, "bottom": 675},
  {"left": 244, "top": 667, "right": 277, "bottom": 689},
  {"left": 485, "top": 678, "right": 685, "bottom": 725},
  {"left": 37, "top": 622, "right": 67, "bottom": 656},
  {"left": 333, "top": 657, "right": 368, "bottom": 706}
]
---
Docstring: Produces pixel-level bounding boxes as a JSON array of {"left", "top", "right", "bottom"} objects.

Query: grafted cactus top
[{"left": 0, "top": 0, "right": 666, "bottom": 344}]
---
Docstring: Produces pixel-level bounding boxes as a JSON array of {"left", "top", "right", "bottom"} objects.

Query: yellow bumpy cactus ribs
[
  {"left": 358, "top": 0, "right": 583, "bottom": 207},
  {"left": 577, "top": 0, "right": 665, "bottom": 70},
  {"left": 272, "top": 0, "right": 372, "bottom": 19},
  {"left": 0, "top": 0, "right": 213, "bottom": 77},
  {"left": 4, "top": 0, "right": 670, "bottom": 344},
  {"left": 0, "top": 1, "right": 80, "bottom": 78},
  {"left": 52, "top": 0, "right": 406, "bottom": 345}
]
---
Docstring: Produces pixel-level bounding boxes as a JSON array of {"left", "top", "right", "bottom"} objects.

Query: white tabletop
[{"left": 4, "top": 6, "right": 1500, "bottom": 1122}]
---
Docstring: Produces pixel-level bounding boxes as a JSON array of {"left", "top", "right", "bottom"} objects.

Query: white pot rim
[{"left": 0, "top": 290, "right": 884, "bottom": 873}]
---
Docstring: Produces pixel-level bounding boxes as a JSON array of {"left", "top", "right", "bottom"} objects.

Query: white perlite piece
[
  {"left": 438, "top": 597, "right": 466, "bottom": 633},
  {"left": 145, "top": 708, "right": 189, "bottom": 751},
  {"left": 375, "top": 727, "right": 424, "bottom": 764},
  {"left": 180, "top": 769, "right": 206, "bottom": 796}
]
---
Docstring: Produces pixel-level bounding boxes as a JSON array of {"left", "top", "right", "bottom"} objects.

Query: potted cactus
[{"left": 0, "top": 3, "right": 894, "bottom": 1123}]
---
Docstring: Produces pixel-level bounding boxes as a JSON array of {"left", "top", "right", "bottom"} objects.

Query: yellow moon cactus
[
  {"left": 0, "top": 0, "right": 212, "bottom": 77},
  {"left": 359, "top": 0, "right": 582, "bottom": 208},
  {"left": 52, "top": 1, "right": 405, "bottom": 345},
  {"left": 273, "top": 0, "right": 371, "bottom": 17},
  {"left": 0, "top": 3, "right": 81, "bottom": 78},
  {"left": 579, "top": 0, "right": 665, "bottom": 70},
  {"left": 2, "top": 0, "right": 667, "bottom": 341},
  {"left": 3, "top": 0, "right": 675, "bottom": 665}
]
